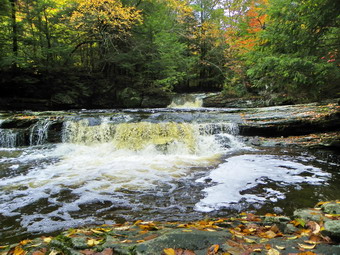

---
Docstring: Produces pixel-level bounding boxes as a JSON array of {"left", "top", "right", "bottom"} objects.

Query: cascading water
[
  {"left": 0, "top": 107, "right": 339, "bottom": 244},
  {"left": 29, "top": 119, "right": 54, "bottom": 146},
  {"left": 168, "top": 93, "right": 205, "bottom": 108}
]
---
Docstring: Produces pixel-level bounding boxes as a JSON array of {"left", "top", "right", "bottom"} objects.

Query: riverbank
[{"left": 2, "top": 202, "right": 340, "bottom": 255}]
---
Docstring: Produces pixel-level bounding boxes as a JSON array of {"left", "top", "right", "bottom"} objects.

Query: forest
[{"left": 0, "top": 0, "right": 339, "bottom": 109}]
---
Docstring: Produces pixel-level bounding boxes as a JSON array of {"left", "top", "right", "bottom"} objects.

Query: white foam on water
[
  {"left": 0, "top": 124, "right": 243, "bottom": 232},
  {"left": 195, "top": 154, "right": 331, "bottom": 212}
]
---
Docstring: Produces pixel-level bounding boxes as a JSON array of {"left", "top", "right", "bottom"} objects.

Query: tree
[
  {"left": 70, "top": 0, "right": 142, "bottom": 74},
  {"left": 246, "top": 0, "right": 340, "bottom": 100}
]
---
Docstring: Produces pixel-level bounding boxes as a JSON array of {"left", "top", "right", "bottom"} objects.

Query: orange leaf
[
  {"left": 13, "top": 246, "right": 26, "bottom": 255},
  {"left": 207, "top": 244, "right": 219, "bottom": 254}
]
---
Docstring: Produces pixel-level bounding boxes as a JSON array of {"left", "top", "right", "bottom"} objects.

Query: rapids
[{"left": 0, "top": 99, "right": 339, "bottom": 244}]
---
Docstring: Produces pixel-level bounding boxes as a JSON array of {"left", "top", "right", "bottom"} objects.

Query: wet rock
[
  {"left": 293, "top": 209, "right": 330, "bottom": 222},
  {"left": 71, "top": 237, "right": 88, "bottom": 249},
  {"left": 283, "top": 224, "right": 298, "bottom": 234},
  {"left": 263, "top": 216, "right": 291, "bottom": 224},
  {"left": 135, "top": 229, "right": 231, "bottom": 254},
  {"left": 0, "top": 118, "right": 38, "bottom": 129},
  {"left": 321, "top": 202, "right": 340, "bottom": 215},
  {"left": 322, "top": 220, "right": 340, "bottom": 240}
]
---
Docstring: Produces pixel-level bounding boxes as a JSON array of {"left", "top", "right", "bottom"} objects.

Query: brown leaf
[
  {"left": 32, "top": 249, "right": 47, "bottom": 255},
  {"left": 264, "top": 230, "right": 277, "bottom": 239},
  {"left": 80, "top": 250, "right": 95, "bottom": 255},
  {"left": 101, "top": 248, "right": 113, "bottom": 255},
  {"left": 306, "top": 222, "right": 321, "bottom": 235},
  {"left": 175, "top": 249, "right": 195, "bottom": 255},
  {"left": 144, "top": 234, "right": 158, "bottom": 241},
  {"left": 270, "top": 225, "right": 280, "bottom": 233}
]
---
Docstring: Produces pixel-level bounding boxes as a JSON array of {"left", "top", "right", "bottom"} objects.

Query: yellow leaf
[
  {"left": 267, "top": 248, "right": 280, "bottom": 255},
  {"left": 91, "top": 229, "right": 104, "bottom": 234},
  {"left": 87, "top": 239, "right": 100, "bottom": 247},
  {"left": 287, "top": 236, "right": 298, "bottom": 240},
  {"left": 182, "top": 230, "right": 192, "bottom": 232},
  {"left": 0, "top": 246, "right": 9, "bottom": 249},
  {"left": 43, "top": 237, "right": 52, "bottom": 243},
  {"left": 114, "top": 226, "right": 130, "bottom": 231},
  {"left": 48, "top": 250, "right": 59, "bottom": 255},
  {"left": 13, "top": 246, "right": 26, "bottom": 255},
  {"left": 275, "top": 245, "right": 285, "bottom": 250},
  {"left": 244, "top": 237, "right": 256, "bottom": 243},
  {"left": 264, "top": 230, "right": 277, "bottom": 239},
  {"left": 298, "top": 243, "right": 316, "bottom": 249},
  {"left": 19, "top": 240, "right": 32, "bottom": 246},
  {"left": 163, "top": 248, "right": 176, "bottom": 255}
]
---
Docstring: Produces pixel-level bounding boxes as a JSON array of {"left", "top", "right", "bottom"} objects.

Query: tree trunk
[{"left": 10, "top": 0, "right": 18, "bottom": 69}]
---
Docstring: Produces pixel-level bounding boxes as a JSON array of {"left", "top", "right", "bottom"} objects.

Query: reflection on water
[{"left": 0, "top": 110, "right": 339, "bottom": 245}]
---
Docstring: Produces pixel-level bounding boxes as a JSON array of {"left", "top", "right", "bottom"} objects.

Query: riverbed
[{"left": 0, "top": 104, "right": 339, "bottom": 244}]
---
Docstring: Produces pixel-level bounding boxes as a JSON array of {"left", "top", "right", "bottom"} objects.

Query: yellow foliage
[{"left": 71, "top": 0, "right": 142, "bottom": 37}]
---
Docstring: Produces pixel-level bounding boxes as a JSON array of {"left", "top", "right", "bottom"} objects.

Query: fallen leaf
[
  {"left": 101, "top": 248, "right": 113, "bottom": 255},
  {"left": 80, "top": 250, "right": 95, "bottom": 255},
  {"left": 270, "top": 225, "right": 280, "bottom": 233},
  {"left": 292, "top": 219, "right": 306, "bottom": 227},
  {"left": 0, "top": 246, "right": 9, "bottom": 249},
  {"left": 298, "top": 243, "right": 316, "bottom": 250},
  {"left": 267, "top": 248, "right": 280, "bottom": 255},
  {"left": 13, "top": 247, "right": 26, "bottom": 255},
  {"left": 306, "top": 222, "right": 321, "bottom": 235},
  {"left": 244, "top": 237, "right": 256, "bottom": 243},
  {"left": 19, "top": 240, "right": 32, "bottom": 246},
  {"left": 91, "top": 229, "right": 104, "bottom": 234},
  {"left": 287, "top": 236, "right": 298, "bottom": 240},
  {"left": 87, "top": 239, "right": 100, "bottom": 247},
  {"left": 265, "top": 244, "right": 272, "bottom": 250},
  {"left": 264, "top": 230, "right": 277, "bottom": 239},
  {"left": 32, "top": 251, "right": 45, "bottom": 255},
  {"left": 207, "top": 244, "right": 219, "bottom": 254},
  {"left": 48, "top": 250, "right": 59, "bottom": 255},
  {"left": 43, "top": 237, "right": 52, "bottom": 243},
  {"left": 120, "top": 240, "right": 132, "bottom": 243},
  {"left": 144, "top": 234, "right": 158, "bottom": 241},
  {"left": 163, "top": 248, "right": 176, "bottom": 255},
  {"left": 114, "top": 226, "right": 130, "bottom": 231},
  {"left": 275, "top": 246, "right": 285, "bottom": 250}
]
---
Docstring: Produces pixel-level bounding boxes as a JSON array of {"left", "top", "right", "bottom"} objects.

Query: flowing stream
[{"left": 0, "top": 95, "right": 339, "bottom": 244}]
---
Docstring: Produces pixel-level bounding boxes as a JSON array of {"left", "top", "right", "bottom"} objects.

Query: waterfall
[
  {"left": 168, "top": 94, "right": 205, "bottom": 108},
  {"left": 61, "top": 119, "right": 242, "bottom": 154},
  {"left": 0, "top": 129, "right": 19, "bottom": 148},
  {"left": 29, "top": 119, "right": 54, "bottom": 146}
]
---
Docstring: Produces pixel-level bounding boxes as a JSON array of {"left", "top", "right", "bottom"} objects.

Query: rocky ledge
[{"left": 2, "top": 201, "right": 340, "bottom": 255}]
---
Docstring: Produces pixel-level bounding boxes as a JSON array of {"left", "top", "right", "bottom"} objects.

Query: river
[{"left": 0, "top": 96, "right": 339, "bottom": 244}]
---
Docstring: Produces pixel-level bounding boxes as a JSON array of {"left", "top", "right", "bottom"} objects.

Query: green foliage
[
  {"left": 247, "top": 54, "right": 340, "bottom": 99},
  {"left": 245, "top": 0, "right": 340, "bottom": 100}
]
